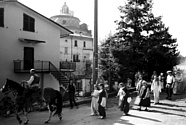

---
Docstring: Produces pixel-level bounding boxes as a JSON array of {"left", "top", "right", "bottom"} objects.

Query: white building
[
  {"left": 0, "top": 0, "right": 72, "bottom": 99},
  {"left": 50, "top": 2, "right": 93, "bottom": 77}
]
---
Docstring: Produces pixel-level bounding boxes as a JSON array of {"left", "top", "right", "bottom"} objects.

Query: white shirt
[
  {"left": 91, "top": 90, "right": 100, "bottom": 98},
  {"left": 166, "top": 75, "right": 175, "bottom": 84},
  {"left": 117, "top": 87, "right": 125, "bottom": 100},
  {"left": 27, "top": 76, "right": 34, "bottom": 85}
]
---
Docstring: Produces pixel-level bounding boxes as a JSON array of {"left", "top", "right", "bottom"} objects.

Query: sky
[{"left": 18, "top": 0, "right": 186, "bottom": 56}]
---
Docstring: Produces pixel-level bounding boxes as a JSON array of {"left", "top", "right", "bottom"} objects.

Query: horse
[{"left": 0, "top": 79, "right": 63, "bottom": 124}]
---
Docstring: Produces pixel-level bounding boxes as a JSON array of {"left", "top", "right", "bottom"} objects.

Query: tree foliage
[{"left": 99, "top": 0, "right": 179, "bottom": 84}]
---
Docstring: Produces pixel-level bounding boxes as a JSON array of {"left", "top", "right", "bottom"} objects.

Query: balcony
[
  {"left": 83, "top": 47, "right": 93, "bottom": 51},
  {"left": 60, "top": 61, "right": 76, "bottom": 71},
  {"left": 13, "top": 60, "right": 51, "bottom": 73}
]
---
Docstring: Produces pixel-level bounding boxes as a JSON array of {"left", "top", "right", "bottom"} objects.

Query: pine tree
[{"left": 100, "top": 0, "right": 179, "bottom": 85}]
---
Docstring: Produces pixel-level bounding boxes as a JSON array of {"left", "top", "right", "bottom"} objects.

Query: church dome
[{"left": 50, "top": 2, "right": 92, "bottom": 36}]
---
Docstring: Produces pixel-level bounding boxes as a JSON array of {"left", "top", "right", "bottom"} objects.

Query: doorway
[{"left": 24, "top": 47, "right": 34, "bottom": 70}]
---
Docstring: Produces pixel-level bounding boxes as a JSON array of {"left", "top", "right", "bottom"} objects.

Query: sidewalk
[{"left": 127, "top": 91, "right": 186, "bottom": 125}]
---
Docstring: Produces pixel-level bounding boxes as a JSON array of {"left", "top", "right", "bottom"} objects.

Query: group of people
[
  {"left": 134, "top": 69, "right": 185, "bottom": 111},
  {"left": 151, "top": 70, "right": 184, "bottom": 101},
  {"left": 90, "top": 83, "right": 107, "bottom": 119},
  {"left": 20, "top": 68, "right": 186, "bottom": 119}
]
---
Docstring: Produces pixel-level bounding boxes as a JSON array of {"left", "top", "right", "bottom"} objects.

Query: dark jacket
[
  {"left": 67, "top": 83, "right": 76, "bottom": 94},
  {"left": 98, "top": 89, "right": 106, "bottom": 104}
]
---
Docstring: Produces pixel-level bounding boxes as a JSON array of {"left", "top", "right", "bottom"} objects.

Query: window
[
  {"left": 0, "top": 8, "right": 4, "bottom": 27},
  {"left": 74, "top": 40, "right": 78, "bottom": 47},
  {"left": 73, "top": 54, "right": 79, "bottom": 62},
  {"left": 64, "top": 47, "right": 68, "bottom": 54},
  {"left": 62, "top": 20, "right": 67, "bottom": 25},
  {"left": 23, "top": 13, "right": 35, "bottom": 32},
  {"left": 83, "top": 41, "right": 86, "bottom": 47}
]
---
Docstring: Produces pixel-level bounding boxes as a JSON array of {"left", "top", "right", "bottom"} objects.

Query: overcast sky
[{"left": 18, "top": 0, "right": 186, "bottom": 56}]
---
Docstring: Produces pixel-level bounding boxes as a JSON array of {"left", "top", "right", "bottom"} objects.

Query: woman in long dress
[
  {"left": 90, "top": 84, "right": 99, "bottom": 116},
  {"left": 151, "top": 74, "right": 161, "bottom": 104},
  {"left": 135, "top": 71, "right": 141, "bottom": 87},
  {"left": 136, "top": 75, "right": 143, "bottom": 94},
  {"left": 116, "top": 82, "right": 125, "bottom": 107},
  {"left": 159, "top": 73, "right": 165, "bottom": 91},
  {"left": 138, "top": 80, "right": 151, "bottom": 111},
  {"left": 119, "top": 84, "right": 130, "bottom": 116},
  {"left": 173, "top": 71, "right": 183, "bottom": 94}
]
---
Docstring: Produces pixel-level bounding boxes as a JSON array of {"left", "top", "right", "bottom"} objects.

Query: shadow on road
[
  {"left": 127, "top": 114, "right": 161, "bottom": 122},
  {"left": 150, "top": 105, "right": 186, "bottom": 112},
  {"left": 147, "top": 109, "right": 186, "bottom": 117},
  {"left": 117, "top": 119, "right": 135, "bottom": 125}
]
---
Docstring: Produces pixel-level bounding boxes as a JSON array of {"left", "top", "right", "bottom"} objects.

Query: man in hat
[
  {"left": 166, "top": 70, "right": 175, "bottom": 100},
  {"left": 27, "top": 69, "right": 40, "bottom": 89},
  {"left": 24, "top": 69, "right": 41, "bottom": 98}
]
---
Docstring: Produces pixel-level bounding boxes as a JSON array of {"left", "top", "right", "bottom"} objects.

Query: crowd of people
[
  {"left": 89, "top": 68, "right": 186, "bottom": 119},
  {"left": 90, "top": 74, "right": 133, "bottom": 119},
  {"left": 2, "top": 68, "right": 186, "bottom": 119},
  {"left": 135, "top": 69, "right": 186, "bottom": 108}
]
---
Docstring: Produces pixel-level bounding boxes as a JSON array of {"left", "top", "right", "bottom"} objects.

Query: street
[{"left": 1, "top": 92, "right": 186, "bottom": 125}]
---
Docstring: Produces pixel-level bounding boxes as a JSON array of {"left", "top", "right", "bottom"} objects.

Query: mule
[{"left": 0, "top": 79, "right": 63, "bottom": 124}]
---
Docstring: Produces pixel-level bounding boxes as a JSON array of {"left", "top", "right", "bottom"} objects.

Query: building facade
[
  {"left": 50, "top": 2, "right": 93, "bottom": 77},
  {"left": 0, "top": 0, "right": 72, "bottom": 99}
]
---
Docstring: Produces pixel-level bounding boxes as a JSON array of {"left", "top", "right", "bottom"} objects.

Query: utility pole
[
  {"left": 92, "top": 0, "right": 98, "bottom": 85},
  {"left": 109, "top": 41, "right": 111, "bottom": 91}
]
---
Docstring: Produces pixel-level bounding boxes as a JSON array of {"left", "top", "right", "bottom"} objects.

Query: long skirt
[
  {"left": 118, "top": 98, "right": 122, "bottom": 107},
  {"left": 177, "top": 82, "right": 184, "bottom": 94},
  {"left": 139, "top": 97, "right": 150, "bottom": 107},
  {"left": 153, "top": 88, "right": 160, "bottom": 103},
  {"left": 159, "top": 81, "right": 164, "bottom": 90},
  {"left": 173, "top": 82, "right": 178, "bottom": 94},
  {"left": 90, "top": 97, "right": 98, "bottom": 115},
  {"left": 98, "top": 104, "right": 106, "bottom": 118}
]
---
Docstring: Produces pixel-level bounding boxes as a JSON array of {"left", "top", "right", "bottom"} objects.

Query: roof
[
  {"left": 70, "top": 33, "right": 93, "bottom": 39},
  {"left": 50, "top": 15, "right": 80, "bottom": 22},
  {"left": 4, "top": 1, "right": 73, "bottom": 35}
]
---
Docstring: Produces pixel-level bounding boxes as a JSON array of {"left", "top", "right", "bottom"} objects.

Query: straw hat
[{"left": 30, "top": 69, "right": 35, "bottom": 73}]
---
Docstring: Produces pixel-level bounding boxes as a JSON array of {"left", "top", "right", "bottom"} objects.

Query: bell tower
[{"left": 60, "top": 2, "right": 69, "bottom": 15}]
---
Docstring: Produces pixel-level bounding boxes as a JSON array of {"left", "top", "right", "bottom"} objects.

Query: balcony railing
[
  {"left": 13, "top": 60, "right": 51, "bottom": 73},
  {"left": 60, "top": 61, "right": 76, "bottom": 70}
]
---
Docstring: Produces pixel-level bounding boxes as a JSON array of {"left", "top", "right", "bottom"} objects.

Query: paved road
[{"left": 1, "top": 92, "right": 186, "bottom": 125}]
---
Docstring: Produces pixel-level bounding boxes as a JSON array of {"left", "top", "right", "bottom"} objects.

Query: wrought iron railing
[
  {"left": 13, "top": 60, "right": 50, "bottom": 73},
  {"left": 60, "top": 61, "right": 76, "bottom": 70}
]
